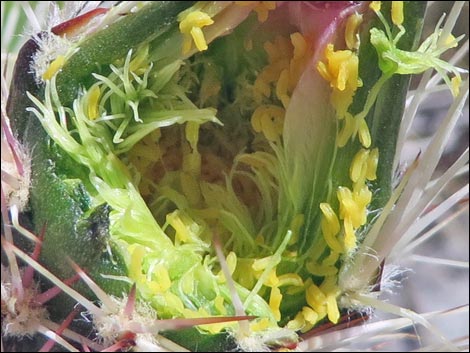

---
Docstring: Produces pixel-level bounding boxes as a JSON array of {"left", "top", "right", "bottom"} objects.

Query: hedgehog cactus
[{"left": 1, "top": 1, "right": 468, "bottom": 352}]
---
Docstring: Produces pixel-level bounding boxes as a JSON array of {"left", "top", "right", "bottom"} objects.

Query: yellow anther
[
  {"left": 358, "top": 117, "right": 371, "bottom": 148},
  {"left": 343, "top": 216, "right": 356, "bottom": 250},
  {"left": 251, "top": 105, "right": 285, "bottom": 142},
  {"left": 306, "top": 283, "right": 326, "bottom": 309},
  {"left": 128, "top": 244, "right": 145, "bottom": 280},
  {"left": 301, "top": 306, "right": 319, "bottom": 325},
  {"left": 277, "top": 273, "right": 304, "bottom": 287},
  {"left": 323, "top": 251, "right": 340, "bottom": 266},
  {"left": 265, "top": 268, "right": 280, "bottom": 287},
  {"left": 326, "top": 293, "right": 340, "bottom": 323},
  {"left": 287, "top": 311, "right": 305, "bottom": 331},
  {"left": 319, "top": 203, "right": 341, "bottom": 234},
  {"left": 370, "top": 1, "right": 381, "bottom": 12},
  {"left": 153, "top": 264, "right": 171, "bottom": 292},
  {"left": 318, "top": 44, "right": 360, "bottom": 118},
  {"left": 179, "top": 11, "right": 214, "bottom": 54},
  {"left": 215, "top": 296, "right": 227, "bottom": 315},
  {"left": 337, "top": 186, "right": 354, "bottom": 219},
  {"left": 42, "top": 55, "right": 65, "bottom": 81},
  {"left": 276, "top": 69, "right": 290, "bottom": 108},
  {"left": 253, "top": 1, "right": 277, "bottom": 22},
  {"left": 451, "top": 75, "right": 462, "bottom": 97},
  {"left": 264, "top": 36, "right": 292, "bottom": 64},
  {"left": 445, "top": 34, "right": 458, "bottom": 48},
  {"left": 320, "top": 203, "right": 343, "bottom": 253},
  {"left": 355, "top": 186, "right": 372, "bottom": 210},
  {"left": 391, "top": 1, "right": 404, "bottom": 26},
  {"left": 87, "top": 85, "right": 101, "bottom": 120},
  {"left": 345, "top": 13, "right": 363, "bottom": 50},
  {"left": 366, "top": 148, "right": 379, "bottom": 180},
  {"left": 350, "top": 148, "right": 369, "bottom": 183},
  {"left": 250, "top": 317, "right": 271, "bottom": 332},
  {"left": 291, "top": 32, "right": 307, "bottom": 59},
  {"left": 166, "top": 211, "right": 191, "bottom": 243},
  {"left": 226, "top": 251, "right": 237, "bottom": 275},
  {"left": 269, "top": 286, "right": 282, "bottom": 321}
]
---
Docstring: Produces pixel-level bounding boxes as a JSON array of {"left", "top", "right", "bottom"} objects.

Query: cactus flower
[{"left": 2, "top": 1, "right": 468, "bottom": 352}]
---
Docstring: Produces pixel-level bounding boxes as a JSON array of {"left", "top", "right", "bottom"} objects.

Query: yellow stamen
[
  {"left": 350, "top": 148, "right": 369, "bottom": 183},
  {"left": 42, "top": 55, "right": 65, "bottom": 81},
  {"left": 277, "top": 273, "right": 304, "bottom": 287},
  {"left": 87, "top": 85, "right": 101, "bottom": 120},
  {"left": 318, "top": 44, "right": 361, "bottom": 118},
  {"left": 343, "top": 216, "right": 356, "bottom": 250},
  {"left": 179, "top": 11, "right": 214, "bottom": 54},
  {"left": 250, "top": 317, "right": 271, "bottom": 332},
  {"left": 250, "top": 105, "right": 285, "bottom": 142},
  {"left": 291, "top": 32, "right": 307, "bottom": 60},
  {"left": 326, "top": 293, "right": 340, "bottom": 323},
  {"left": 153, "top": 264, "right": 171, "bottom": 292},
  {"left": 451, "top": 75, "right": 462, "bottom": 97},
  {"left": 269, "top": 286, "right": 282, "bottom": 321},
  {"left": 320, "top": 203, "right": 343, "bottom": 253},
  {"left": 128, "top": 244, "right": 145, "bottom": 280},
  {"left": 358, "top": 117, "right": 371, "bottom": 148},
  {"left": 276, "top": 69, "right": 290, "bottom": 108},
  {"left": 391, "top": 1, "right": 404, "bottom": 26},
  {"left": 370, "top": 1, "right": 381, "bottom": 12},
  {"left": 366, "top": 148, "right": 379, "bottom": 180},
  {"left": 322, "top": 251, "right": 340, "bottom": 266},
  {"left": 254, "top": 1, "right": 277, "bottom": 22},
  {"left": 301, "top": 306, "right": 319, "bottom": 326}
]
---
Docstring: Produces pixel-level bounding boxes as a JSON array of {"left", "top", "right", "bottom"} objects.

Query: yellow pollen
[
  {"left": 179, "top": 11, "right": 214, "bottom": 54},
  {"left": 87, "top": 85, "right": 101, "bottom": 120},
  {"left": 391, "top": 1, "right": 404, "bottom": 26},
  {"left": 345, "top": 13, "right": 363, "bottom": 50},
  {"left": 42, "top": 55, "right": 66, "bottom": 81}
]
